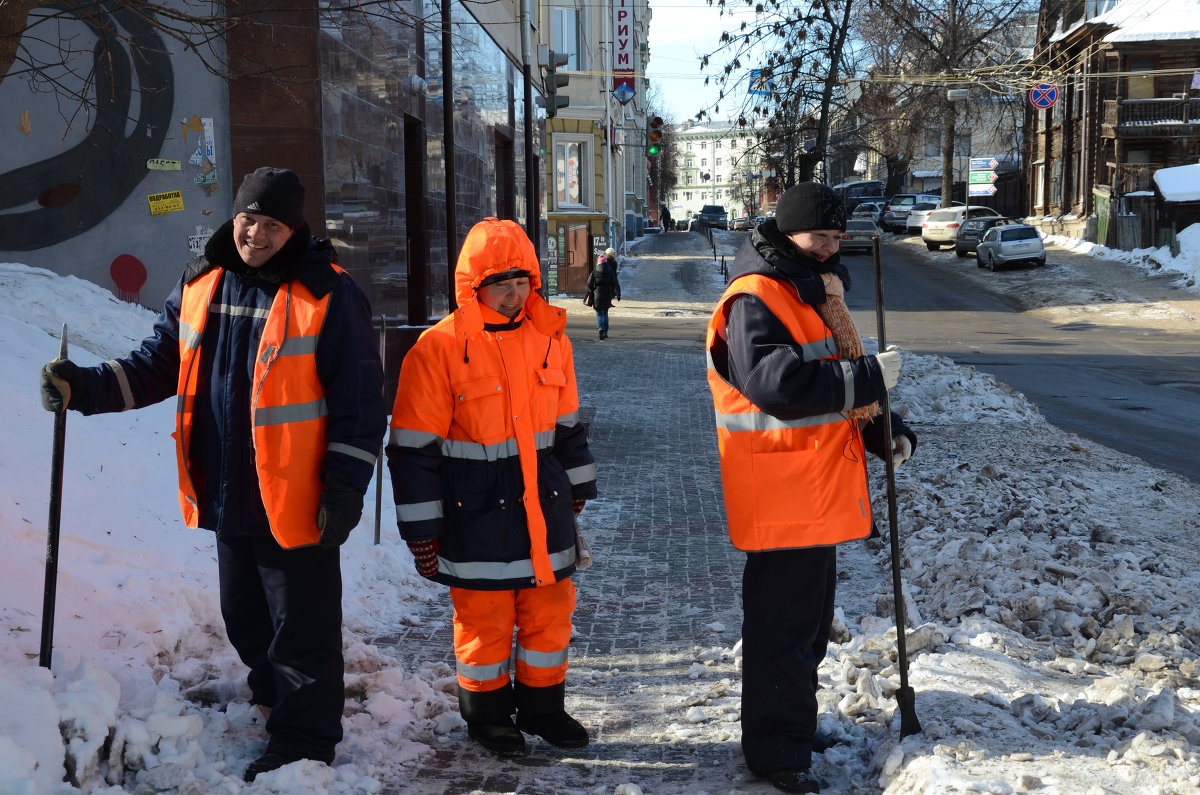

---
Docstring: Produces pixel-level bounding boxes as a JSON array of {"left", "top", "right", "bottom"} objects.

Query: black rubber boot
[
  {"left": 763, "top": 767, "right": 820, "bottom": 793},
  {"left": 458, "top": 683, "right": 526, "bottom": 756},
  {"left": 514, "top": 681, "right": 589, "bottom": 750}
]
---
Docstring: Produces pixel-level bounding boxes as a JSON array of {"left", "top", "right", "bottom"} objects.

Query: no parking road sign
[{"left": 1030, "top": 83, "right": 1058, "bottom": 109}]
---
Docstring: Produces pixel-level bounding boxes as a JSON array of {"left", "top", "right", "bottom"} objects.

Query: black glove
[
  {"left": 316, "top": 476, "right": 364, "bottom": 548},
  {"left": 40, "top": 358, "right": 85, "bottom": 413}
]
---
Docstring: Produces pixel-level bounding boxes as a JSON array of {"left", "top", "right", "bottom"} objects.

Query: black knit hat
[
  {"left": 774, "top": 182, "right": 846, "bottom": 233},
  {"left": 479, "top": 267, "right": 531, "bottom": 288},
  {"left": 233, "top": 167, "right": 306, "bottom": 230}
]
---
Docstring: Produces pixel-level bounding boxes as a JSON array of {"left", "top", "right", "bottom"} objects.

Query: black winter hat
[
  {"left": 233, "top": 167, "right": 306, "bottom": 230},
  {"left": 774, "top": 182, "right": 846, "bottom": 233}
]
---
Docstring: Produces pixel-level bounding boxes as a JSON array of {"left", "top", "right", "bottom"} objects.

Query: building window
[
  {"left": 701, "top": 158, "right": 707, "bottom": 166},
  {"left": 552, "top": 8, "right": 581, "bottom": 70},
  {"left": 686, "top": 174, "right": 693, "bottom": 185},
  {"left": 701, "top": 142, "right": 707, "bottom": 150},
  {"left": 716, "top": 140, "right": 722, "bottom": 149},
  {"left": 731, "top": 139, "right": 738, "bottom": 149},
  {"left": 685, "top": 191, "right": 692, "bottom": 200},
  {"left": 554, "top": 135, "right": 590, "bottom": 208},
  {"left": 687, "top": 143, "right": 693, "bottom": 151},
  {"left": 1034, "top": 163, "right": 1045, "bottom": 210},
  {"left": 716, "top": 158, "right": 722, "bottom": 166},
  {"left": 1126, "top": 55, "right": 1156, "bottom": 99}
]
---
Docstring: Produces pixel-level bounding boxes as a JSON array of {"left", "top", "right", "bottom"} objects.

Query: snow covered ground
[{"left": 2, "top": 221, "right": 1200, "bottom": 794}]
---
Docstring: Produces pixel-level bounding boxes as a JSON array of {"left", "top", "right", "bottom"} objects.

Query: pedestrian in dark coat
[
  {"left": 705, "top": 182, "right": 916, "bottom": 794},
  {"left": 39, "top": 167, "right": 387, "bottom": 782},
  {"left": 586, "top": 248, "right": 621, "bottom": 340}
]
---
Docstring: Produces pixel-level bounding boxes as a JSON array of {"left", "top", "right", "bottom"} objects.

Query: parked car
[
  {"left": 832, "top": 180, "right": 887, "bottom": 212},
  {"left": 880, "top": 193, "right": 941, "bottom": 232},
  {"left": 676, "top": 218, "right": 690, "bottom": 231},
  {"left": 976, "top": 224, "right": 1046, "bottom": 270},
  {"left": 840, "top": 219, "right": 881, "bottom": 254},
  {"left": 730, "top": 215, "right": 752, "bottom": 231},
  {"left": 697, "top": 204, "right": 728, "bottom": 229},
  {"left": 852, "top": 201, "right": 885, "bottom": 222},
  {"left": 921, "top": 205, "right": 1003, "bottom": 250},
  {"left": 955, "top": 216, "right": 1015, "bottom": 257},
  {"left": 903, "top": 202, "right": 940, "bottom": 235}
]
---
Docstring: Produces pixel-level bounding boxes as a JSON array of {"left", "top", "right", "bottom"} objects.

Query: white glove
[
  {"left": 891, "top": 435, "right": 913, "bottom": 468},
  {"left": 874, "top": 349, "right": 902, "bottom": 390}
]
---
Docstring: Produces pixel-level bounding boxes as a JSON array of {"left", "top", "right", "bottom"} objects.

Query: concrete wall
[{"left": 0, "top": 3, "right": 231, "bottom": 309}]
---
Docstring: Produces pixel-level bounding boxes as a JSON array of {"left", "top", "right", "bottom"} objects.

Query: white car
[
  {"left": 904, "top": 202, "right": 940, "bottom": 235},
  {"left": 975, "top": 224, "right": 1046, "bottom": 270},
  {"left": 840, "top": 219, "right": 881, "bottom": 254},
  {"left": 921, "top": 205, "right": 1003, "bottom": 250}
]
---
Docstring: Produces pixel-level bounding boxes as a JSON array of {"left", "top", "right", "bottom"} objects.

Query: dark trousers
[
  {"left": 740, "top": 546, "right": 837, "bottom": 775},
  {"left": 216, "top": 534, "right": 344, "bottom": 762}
]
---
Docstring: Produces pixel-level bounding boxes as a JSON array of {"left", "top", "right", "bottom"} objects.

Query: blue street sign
[
  {"left": 969, "top": 157, "right": 999, "bottom": 171},
  {"left": 1030, "top": 83, "right": 1058, "bottom": 109},
  {"left": 969, "top": 185, "right": 997, "bottom": 196}
]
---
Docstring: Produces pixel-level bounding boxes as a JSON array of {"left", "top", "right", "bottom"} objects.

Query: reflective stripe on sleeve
[
  {"left": 557, "top": 410, "right": 579, "bottom": 426},
  {"left": 534, "top": 429, "right": 556, "bottom": 449},
  {"left": 179, "top": 319, "right": 202, "bottom": 351},
  {"left": 390, "top": 428, "right": 443, "bottom": 449},
  {"left": 397, "top": 500, "right": 443, "bottom": 522},
  {"left": 106, "top": 360, "right": 135, "bottom": 411},
  {"left": 443, "top": 437, "right": 520, "bottom": 461},
  {"left": 327, "top": 441, "right": 377, "bottom": 466},
  {"left": 214, "top": 303, "right": 271, "bottom": 320},
  {"left": 566, "top": 462, "right": 597, "bottom": 485},
  {"left": 838, "top": 359, "right": 855, "bottom": 413}
]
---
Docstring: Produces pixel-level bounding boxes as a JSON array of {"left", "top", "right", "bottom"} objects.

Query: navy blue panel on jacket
[{"left": 72, "top": 220, "right": 387, "bottom": 534}]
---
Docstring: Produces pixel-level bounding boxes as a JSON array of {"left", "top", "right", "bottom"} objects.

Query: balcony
[
  {"left": 1103, "top": 97, "right": 1200, "bottom": 138},
  {"left": 1111, "top": 162, "right": 1167, "bottom": 193}
]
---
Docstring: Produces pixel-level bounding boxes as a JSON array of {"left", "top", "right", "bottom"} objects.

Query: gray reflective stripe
[
  {"left": 179, "top": 319, "right": 202, "bottom": 351},
  {"left": 214, "top": 303, "right": 271, "bottom": 320},
  {"left": 715, "top": 409, "right": 845, "bottom": 432},
  {"left": 390, "top": 428, "right": 443, "bottom": 448},
  {"left": 443, "top": 437, "right": 520, "bottom": 461},
  {"left": 279, "top": 334, "right": 319, "bottom": 356},
  {"left": 517, "top": 644, "right": 568, "bottom": 669},
  {"left": 566, "top": 462, "right": 597, "bottom": 485},
  {"left": 437, "top": 547, "right": 576, "bottom": 581},
  {"left": 254, "top": 398, "right": 327, "bottom": 427},
  {"left": 838, "top": 360, "right": 855, "bottom": 412},
  {"left": 105, "top": 360, "right": 135, "bottom": 411},
  {"left": 397, "top": 499, "right": 443, "bottom": 522},
  {"left": 802, "top": 336, "right": 838, "bottom": 361},
  {"left": 328, "top": 441, "right": 377, "bottom": 466},
  {"left": 557, "top": 410, "right": 579, "bottom": 426},
  {"left": 456, "top": 657, "right": 511, "bottom": 682},
  {"left": 535, "top": 429, "right": 556, "bottom": 449}
]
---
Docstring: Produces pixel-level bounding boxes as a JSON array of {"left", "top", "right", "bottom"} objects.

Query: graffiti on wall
[{"left": 0, "top": 5, "right": 174, "bottom": 250}]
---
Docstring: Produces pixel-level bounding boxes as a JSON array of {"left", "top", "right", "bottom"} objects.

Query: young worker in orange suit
[{"left": 386, "top": 217, "right": 597, "bottom": 756}]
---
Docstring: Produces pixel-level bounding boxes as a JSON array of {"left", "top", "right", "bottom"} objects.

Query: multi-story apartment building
[{"left": 667, "top": 121, "right": 767, "bottom": 223}]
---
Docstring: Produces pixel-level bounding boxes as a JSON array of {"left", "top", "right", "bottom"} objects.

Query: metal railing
[{"left": 1106, "top": 97, "right": 1200, "bottom": 127}]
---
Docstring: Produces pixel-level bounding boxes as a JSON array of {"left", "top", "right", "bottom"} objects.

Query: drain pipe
[{"left": 520, "top": 0, "right": 538, "bottom": 254}]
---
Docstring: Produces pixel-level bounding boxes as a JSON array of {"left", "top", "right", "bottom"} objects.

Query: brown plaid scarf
[{"left": 816, "top": 271, "right": 880, "bottom": 420}]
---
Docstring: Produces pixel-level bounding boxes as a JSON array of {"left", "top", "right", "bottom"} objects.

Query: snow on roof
[
  {"left": 1153, "top": 162, "right": 1200, "bottom": 202},
  {"left": 1100, "top": 0, "right": 1200, "bottom": 41},
  {"left": 1051, "top": 0, "right": 1200, "bottom": 42}
]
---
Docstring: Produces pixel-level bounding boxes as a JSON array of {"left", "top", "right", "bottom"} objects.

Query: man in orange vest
[
  {"left": 387, "top": 218, "right": 597, "bottom": 757},
  {"left": 39, "top": 167, "right": 387, "bottom": 781},
  {"left": 706, "top": 182, "right": 916, "bottom": 793}
]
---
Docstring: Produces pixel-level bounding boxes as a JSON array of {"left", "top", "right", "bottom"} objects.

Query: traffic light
[
  {"left": 647, "top": 116, "right": 663, "bottom": 157},
  {"left": 545, "top": 51, "right": 570, "bottom": 118}
]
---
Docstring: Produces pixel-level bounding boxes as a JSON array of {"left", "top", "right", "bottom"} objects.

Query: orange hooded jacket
[{"left": 387, "top": 218, "right": 597, "bottom": 589}]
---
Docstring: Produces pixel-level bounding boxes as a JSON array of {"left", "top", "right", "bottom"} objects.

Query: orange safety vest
[
  {"left": 174, "top": 267, "right": 336, "bottom": 548},
  {"left": 706, "top": 273, "right": 872, "bottom": 551}
]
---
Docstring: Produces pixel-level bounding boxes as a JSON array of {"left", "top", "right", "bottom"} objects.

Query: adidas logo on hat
[{"left": 246, "top": 201, "right": 261, "bottom": 211}]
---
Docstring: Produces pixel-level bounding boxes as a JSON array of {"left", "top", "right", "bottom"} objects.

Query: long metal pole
[
  {"left": 375, "top": 315, "right": 386, "bottom": 546},
  {"left": 871, "top": 240, "right": 922, "bottom": 738},
  {"left": 40, "top": 324, "right": 68, "bottom": 669}
]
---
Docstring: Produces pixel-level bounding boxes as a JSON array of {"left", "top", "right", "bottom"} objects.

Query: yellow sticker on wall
[{"left": 148, "top": 190, "right": 185, "bottom": 215}]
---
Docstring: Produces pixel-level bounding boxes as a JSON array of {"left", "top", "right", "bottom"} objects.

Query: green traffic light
[{"left": 648, "top": 143, "right": 662, "bottom": 156}]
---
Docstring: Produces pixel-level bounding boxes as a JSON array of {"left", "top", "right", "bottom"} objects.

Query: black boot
[
  {"left": 515, "top": 681, "right": 589, "bottom": 749},
  {"left": 763, "top": 768, "right": 820, "bottom": 793},
  {"left": 458, "top": 683, "right": 526, "bottom": 756}
]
